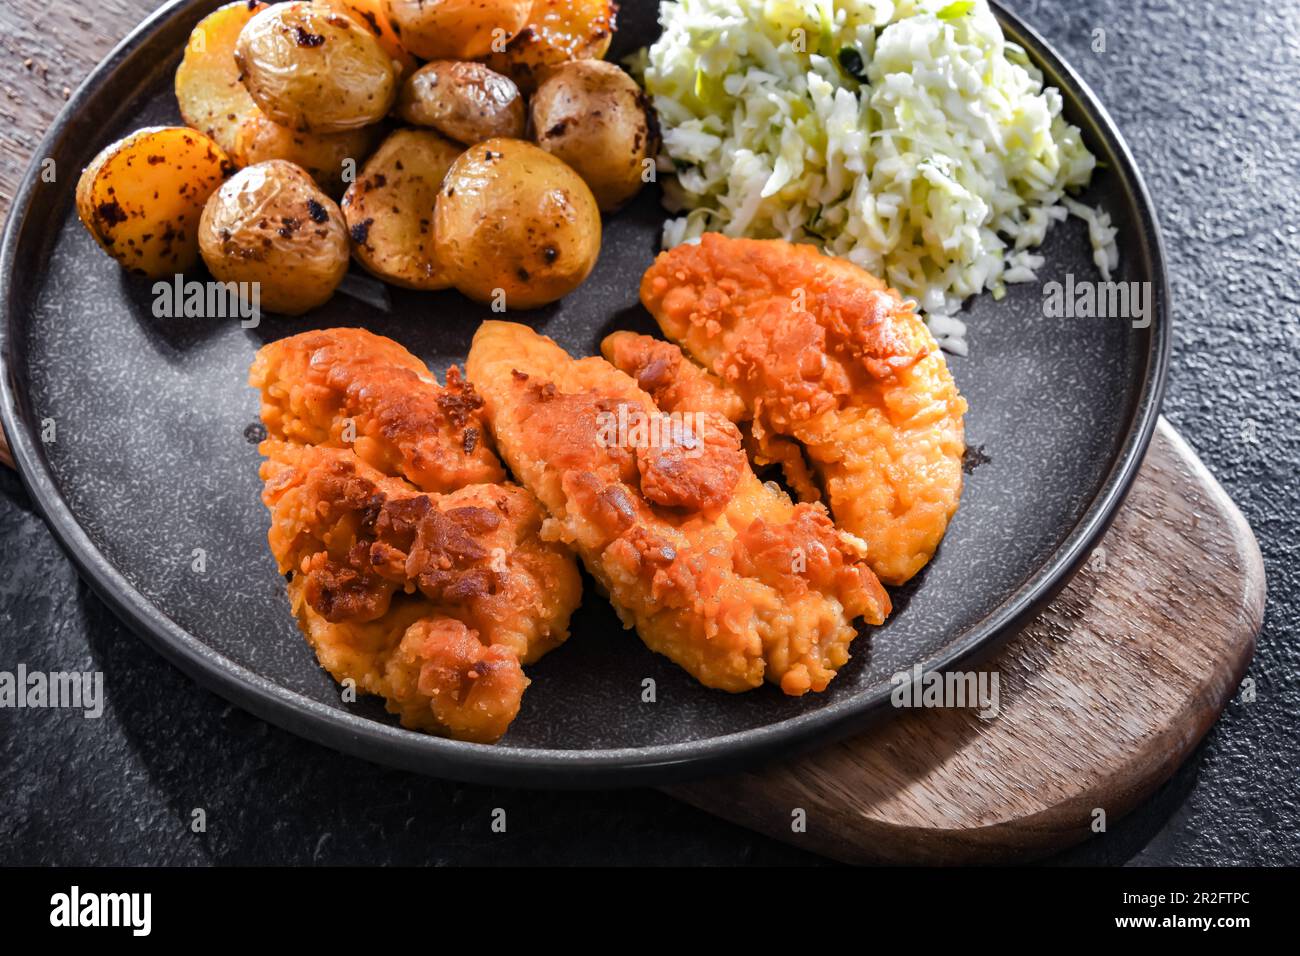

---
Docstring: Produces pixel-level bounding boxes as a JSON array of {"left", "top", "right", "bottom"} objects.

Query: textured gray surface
[{"left": 1, "top": 0, "right": 1297, "bottom": 863}]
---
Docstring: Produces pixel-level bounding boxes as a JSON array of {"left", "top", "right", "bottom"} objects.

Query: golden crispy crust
[
  {"left": 260, "top": 441, "right": 575, "bottom": 663},
  {"left": 601, "top": 330, "right": 747, "bottom": 423},
  {"left": 468, "top": 321, "right": 889, "bottom": 696},
  {"left": 634, "top": 410, "right": 746, "bottom": 514},
  {"left": 250, "top": 326, "right": 504, "bottom": 493},
  {"left": 602, "top": 330, "right": 826, "bottom": 504},
  {"left": 252, "top": 329, "right": 581, "bottom": 742},
  {"left": 640, "top": 234, "right": 968, "bottom": 585},
  {"left": 289, "top": 582, "right": 530, "bottom": 742}
]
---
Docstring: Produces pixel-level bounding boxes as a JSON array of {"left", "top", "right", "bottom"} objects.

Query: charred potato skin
[
  {"left": 434, "top": 138, "right": 601, "bottom": 309},
  {"left": 235, "top": 2, "right": 398, "bottom": 133},
  {"left": 175, "top": 1, "right": 269, "bottom": 155},
  {"left": 485, "top": 0, "right": 616, "bottom": 92},
  {"left": 531, "top": 59, "right": 657, "bottom": 211},
  {"left": 198, "top": 160, "right": 350, "bottom": 314},
  {"left": 232, "top": 112, "right": 381, "bottom": 197},
  {"left": 342, "top": 129, "right": 462, "bottom": 290},
  {"left": 397, "top": 61, "right": 525, "bottom": 145},
  {"left": 383, "top": 0, "right": 531, "bottom": 60},
  {"left": 76, "top": 127, "right": 234, "bottom": 279}
]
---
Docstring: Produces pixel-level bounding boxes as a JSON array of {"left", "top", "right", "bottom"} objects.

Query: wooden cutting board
[{"left": 665, "top": 417, "right": 1264, "bottom": 863}]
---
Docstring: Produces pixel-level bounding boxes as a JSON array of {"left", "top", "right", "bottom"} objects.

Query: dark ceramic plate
[{"left": 0, "top": 0, "right": 1168, "bottom": 786}]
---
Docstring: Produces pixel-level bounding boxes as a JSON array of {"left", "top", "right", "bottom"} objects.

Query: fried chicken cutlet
[
  {"left": 466, "top": 321, "right": 890, "bottom": 696},
  {"left": 635, "top": 234, "right": 968, "bottom": 586},
  {"left": 602, "top": 330, "right": 823, "bottom": 506},
  {"left": 251, "top": 329, "right": 581, "bottom": 742},
  {"left": 252, "top": 327, "right": 505, "bottom": 492}
]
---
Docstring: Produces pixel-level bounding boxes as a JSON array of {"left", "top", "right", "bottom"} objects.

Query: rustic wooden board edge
[{"left": 663, "top": 418, "right": 1265, "bottom": 865}]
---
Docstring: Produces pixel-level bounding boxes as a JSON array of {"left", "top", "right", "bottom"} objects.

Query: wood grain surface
[
  {"left": 668, "top": 419, "right": 1264, "bottom": 863},
  {"left": 0, "top": 1, "right": 151, "bottom": 210},
  {"left": 0, "top": 0, "right": 1265, "bottom": 864}
]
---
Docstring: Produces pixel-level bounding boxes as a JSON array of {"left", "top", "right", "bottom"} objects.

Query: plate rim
[{"left": 0, "top": 0, "right": 1171, "bottom": 787}]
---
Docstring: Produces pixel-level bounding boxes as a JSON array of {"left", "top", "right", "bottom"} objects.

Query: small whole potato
[
  {"left": 175, "top": 1, "right": 269, "bottom": 155},
  {"left": 199, "top": 160, "right": 350, "bottom": 314},
  {"left": 397, "top": 61, "right": 525, "bottom": 145},
  {"left": 384, "top": 0, "right": 531, "bottom": 60},
  {"left": 531, "top": 60, "right": 658, "bottom": 211},
  {"left": 76, "top": 126, "right": 234, "bottom": 279},
  {"left": 232, "top": 111, "right": 380, "bottom": 197},
  {"left": 435, "top": 138, "right": 600, "bottom": 309},
  {"left": 235, "top": 2, "right": 397, "bottom": 133},
  {"left": 342, "top": 128, "right": 463, "bottom": 290},
  {"left": 485, "top": 0, "right": 616, "bottom": 92}
]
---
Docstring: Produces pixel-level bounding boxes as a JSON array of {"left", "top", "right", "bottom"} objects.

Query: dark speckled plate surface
[{"left": 0, "top": 0, "right": 1168, "bottom": 786}]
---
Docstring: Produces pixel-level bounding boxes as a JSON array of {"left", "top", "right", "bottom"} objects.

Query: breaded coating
[
  {"left": 639, "top": 234, "right": 968, "bottom": 585},
  {"left": 252, "top": 329, "right": 581, "bottom": 742},
  {"left": 602, "top": 330, "right": 825, "bottom": 505},
  {"left": 251, "top": 326, "right": 504, "bottom": 494},
  {"left": 601, "top": 330, "right": 748, "bottom": 422},
  {"left": 289, "top": 581, "right": 530, "bottom": 742},
  {"left": 467, "top": 321, "right": 889, "bottom": 696}
]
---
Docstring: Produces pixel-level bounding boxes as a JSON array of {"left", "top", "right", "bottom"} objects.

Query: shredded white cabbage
[{"left": 636, "top": 0, "right": 1117, "bottom": 351}]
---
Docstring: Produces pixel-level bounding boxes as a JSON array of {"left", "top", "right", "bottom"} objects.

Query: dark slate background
[{"left": 2, "top": 0, "right": 1297, "bottom": 865}]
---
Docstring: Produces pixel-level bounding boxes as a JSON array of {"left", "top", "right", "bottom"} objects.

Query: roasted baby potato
[
  {"left": 315, "top": 0, "right": 418, "bottom": 77},
  {"left": 198, "top": 160, "right": 350, "bottom": 314},
  {"left": 383, "top": 0, "right": 531, "bottom": 60},
  {"left": 397, "top": 61, "right": 525, "bottom": 145},
  {"left": 175, "top": 1, "right": 268, "bottom": 155},
  {"left": 485, "top": 0, "right": 616, "bottom": 92},
  {"left": 531, "top": 60, "right": 656, "bottom": 211},
  {"left": 342, "top": 129, "right": 462, "bottom": 290},
  {"left": 76, "top": 126, "right": 233, "bottom": 278},
  {"left": 235, "top": 2, "right": 397, "bottom": 133},
  {"left": 232, "top": 111, "right": 380, "bottom": 197},
  {"left": 434, "top": 138, "right": 600, "bottom": 309}
]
